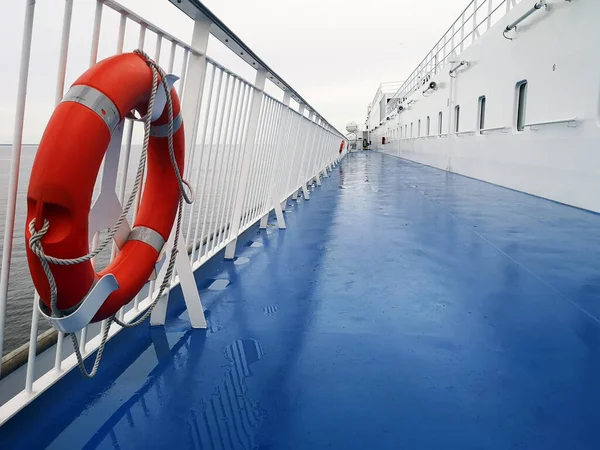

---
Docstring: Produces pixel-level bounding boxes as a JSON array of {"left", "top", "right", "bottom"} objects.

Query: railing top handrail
[
  {"left": 168, "top": 0, "right": 344, "bottom": 138},
  {"left": 104, "top": 0, "right": 198, "bottom": 54}
]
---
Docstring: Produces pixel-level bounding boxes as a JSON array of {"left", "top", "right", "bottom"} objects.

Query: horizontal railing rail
[{"left": 0, "top": 0, "right": 345, "bottom": 425}]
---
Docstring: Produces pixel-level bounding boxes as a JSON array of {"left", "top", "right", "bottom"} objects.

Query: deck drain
[
  {"left": 263, "top": 305, "right": 278, "bottom": 315},
  {"left": 234, "top": 256, "right": 250, "bottom": 266},
  {"left": 207, "top": 279, "right": 230, "bottom": 291}
]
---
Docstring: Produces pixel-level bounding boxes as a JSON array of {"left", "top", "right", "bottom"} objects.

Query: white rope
[{"left": 28, "top": 50, "right": 193, "bottom": 377}]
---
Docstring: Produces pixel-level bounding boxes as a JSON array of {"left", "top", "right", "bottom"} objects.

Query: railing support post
[
  {"left": 224, "top": 69, "right": 267, "bottom": 260},
  {"left": 149, "top": 14, "right": 211, "bottom": 328},
  {"left": 181, "top": 15, "right": 211, "bottom": 157}
]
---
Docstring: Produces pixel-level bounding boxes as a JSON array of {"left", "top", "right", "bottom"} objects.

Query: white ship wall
[{"left": 374, "top": 0, "right": 600, "bottom": 212}]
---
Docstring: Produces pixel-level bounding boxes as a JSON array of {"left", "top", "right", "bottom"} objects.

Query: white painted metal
[
  {"left": 0, "top": 0, "right": 36, "bottom": 375},
  {"left": 24, "top": 295, "right": 40, "bottom": 394},
  {"left": 247, "top": 98, "right": 278, "bottom": 228},
  {"left": 186, "top": 63, "right": 216, "bottom": 253},
  {"left": 224, "top": 70, "right": 267, "bottom": 259},
  {"left": 0, "top": 0, "right": 344, "bottom": 424},
  {"left": 204, "top": 76, "right": 237, "bottom": 256},
  {"left": 260, "top": 91, "right": 291, "bottom": 230},
  {"left": 208, "top": 79, "right": 243, "bottom": 252},
  {"left": 372, "top": 0, "right": 600, "bottom": 213},
  {"left": 375, "top": 0, "right": 516, "bottom": 129},
  {"left": 197, "top": 71, "right": 229, "bottom": 259},
  {"left": 259, "top": 100, "right": 285, "bottom": 221},
  {"left": 89, "top": 1, "right": 103, "bottom": 66},
  {"left": 55, "top": 0, "right": 74, "bottom": 105},
  {"left": 241, "top": 96, "right": 269, "bottom": 228},
  {"left": 213, "top": 81, "right": 247, "bottom": 248}
]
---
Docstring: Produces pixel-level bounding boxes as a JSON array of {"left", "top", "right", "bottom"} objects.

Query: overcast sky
[{"left": 0, "top": 0, "right": 468, "bottom": 142}]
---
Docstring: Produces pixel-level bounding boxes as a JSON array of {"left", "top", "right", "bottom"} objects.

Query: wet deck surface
[{"left": 3, "top": 151, "right": 600, "bottom": 449}]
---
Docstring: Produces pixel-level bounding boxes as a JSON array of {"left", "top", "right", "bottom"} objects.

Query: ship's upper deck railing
[
  {"left": 0, "top": 0, "right": 345, "bottom": 425},
  {"left": 386, "top": 0, "right": 521, "bottom": 115},
  {"left": 367, "top": 81, "right": 405, "bottom": 114}
]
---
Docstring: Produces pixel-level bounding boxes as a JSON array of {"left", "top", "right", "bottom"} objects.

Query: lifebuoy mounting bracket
[{"left": 36, "top": 73, "right": 184, "bottom": 333}]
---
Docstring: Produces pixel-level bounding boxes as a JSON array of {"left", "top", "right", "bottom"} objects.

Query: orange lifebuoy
[
  {"left": 25, "top": 52, "right": 185, "bottom": 322},
  {"left": 339, "top": 140, "right": 344, "bottom": 153}
]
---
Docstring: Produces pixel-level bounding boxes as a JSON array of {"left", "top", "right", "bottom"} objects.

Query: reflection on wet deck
[{"left": 3, "top": 152, "right": 600, "bottom": 449}]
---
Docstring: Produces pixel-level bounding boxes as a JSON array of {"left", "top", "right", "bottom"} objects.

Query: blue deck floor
[{"left": 3, "top": 151, "right": 600, "bottom": 449}]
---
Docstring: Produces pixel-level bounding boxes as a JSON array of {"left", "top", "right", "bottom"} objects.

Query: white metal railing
[
  {"left": 0, "top": 0, "right": 344, "bottom": 424},
  {"left": 367, "top": 81, "right": 404, "bottom": 114},
  {"left": 387, "top": 0, "right": 521, "bottom": 114}
]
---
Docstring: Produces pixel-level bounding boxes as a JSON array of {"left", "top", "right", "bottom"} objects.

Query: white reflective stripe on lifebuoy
[
  {"left": 127, "top": 226, "right": 165, "bottom": 253},
  {"left": 61, "top": 85, "right": 121, "bottom": 133},
  {"left": 150, "top": 113, "right": 183, "bottom": 138}
]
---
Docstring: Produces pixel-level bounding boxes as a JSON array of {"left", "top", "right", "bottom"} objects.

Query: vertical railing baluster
[
  {"left": 299, "top": 113, "right": 318, "bottom": 200},
  {"left": 290, "top": 106, "right": 306, "bottom": 200},
  {"left": 168, "top": 40, "right": 177, "bottom": 73},
  {"left": 275, "top": 95, "right": 295, "bottom": 210},
  {"left": 138, "top": 24, "right": 147, "bottom": 52},
  {"left": 443, "top": 33, "right": 448, "bottom": 66},
  {"left": 51, "top": 0, "right": 75, "bottom": 372},
  {"left": 313, "top": 127, "right": 327, "bottom": 185},
  {"left": 116, "top": 13, "right": 126, "bottom": 54},
  {"left": 261, "top": 92, "right": 291, "bottom": 229},
  {"left": 306, "top": 119, "right": 324, "bottom": 187},
  {"left": 239, "top": 96, "right": 268, "bottom": 229},
  {"left": 178, "top": 49, "right": 190, "bottom": 100},
  {"left": 187, "top": 64, "right": 216, "bottom": 256},
  {"left": 55, "top": 0, "right": 74, "bottom": 105},
  {"left": 204, "top": 75, "right": 236, "bottom": 258},
  {"left": 131, "top": 23, "right": 147, "bottom": 311},
  {"left": 197, "top": 71, "right": 228, "bottom": 261},
  {"left": 192, "top": 69, "right": 224, "bottom": 259},
  {"left": 220, "top": 82, "right": 250, "bottom": 245},
  {"left": 302, "top": 119, "right": 319, "bottom": 189},
  {"left": 292, "top": 111, "right": 309, "bottom": 200},
  {"left": 154, "top": 33, "right": 162, "bottom": 63},
  {"left": 256, "top": 99, "right": 281, "bottom": 218},
  {"left": 281, "top": 112, "right": 296, "bottom": 201},
  {"left": 245, "top": 98, "right": 275, "bottom": 227},
  {"left": 224, "top": 69, "right": 267, "bottom": 259},
  {"left": 472, "top": 0, "right": 479, "bottom": 44},
  {"left": 113, "top": 15, "right": 129, "bottom": 323},
  {"left": 312, "top": 127, "right": 324, "bottom": 184},
  {"left": 221, "top": 84, "right": 252, "bottom": 245},
  {"left": 0, "top": 0, "right": 35, "bottom": 380},
  {"left": 211, "top": 79, "right": 243, "bottom": 252},
  {"left": 89, "top": 0, "right": 103, "bottom": 66},
  {"left": 460, "top": 13, "right": 466, "bottom": 53},
  {"left": 255, "top": 101, "right": 282, "bottom": 223}
]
